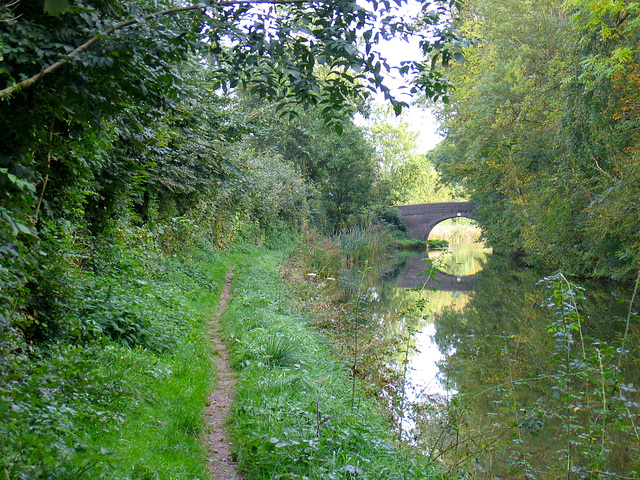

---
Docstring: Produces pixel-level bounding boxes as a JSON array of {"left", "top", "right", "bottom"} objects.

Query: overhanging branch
[{"left": 0, "top": 0, "right": 309, "bottom": 99}]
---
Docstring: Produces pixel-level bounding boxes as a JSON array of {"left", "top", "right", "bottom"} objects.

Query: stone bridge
[{"left": 395, "top": 202, "right": 476, "bottom": 241}]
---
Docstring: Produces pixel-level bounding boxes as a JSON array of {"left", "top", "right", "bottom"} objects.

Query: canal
[{"left": 361, "top": 242, "right": 640, "bottom": 479}]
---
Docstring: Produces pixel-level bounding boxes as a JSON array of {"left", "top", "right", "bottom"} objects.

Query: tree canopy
[
  {"left": 430, "top": 0, "right": 640, "bottom": 280},
  {"left": 1, "top": 0, "right": 461, "bottom": 113},
  {"left": 0, "top": 0, "right": 464, "bottom": 320}
]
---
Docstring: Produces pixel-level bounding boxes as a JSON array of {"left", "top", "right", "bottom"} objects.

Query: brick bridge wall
[{"left": 395, "top": 202, "right": 476, "bottom": 241}]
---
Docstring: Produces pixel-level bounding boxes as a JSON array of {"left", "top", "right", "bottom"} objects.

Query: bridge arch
[{"left": 395, "top": 202, "right": 477, "bottom": 241}]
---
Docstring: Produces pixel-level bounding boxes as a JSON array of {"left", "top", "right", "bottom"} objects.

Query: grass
[
  {"left": 396, "top": 238, "right": 450, "bottom": 250},
  {"left": 0, "top": 241, "right": 239, "bottom": 479},
  {"left": 1, "top": 236, "right": 444, "bottom": 479},
  {"left": 89, "top": 338, "right": 214, "bottom": 479},
  {"left": 82, "top": 246, "right": 242, "bottom": 479},
  {"left": 219, "top": 249, "right": 444, "bottom": 479}
]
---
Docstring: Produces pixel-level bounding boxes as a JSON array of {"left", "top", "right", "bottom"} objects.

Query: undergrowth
[{"left": 1, "top": 238, "right": 237, "bottom": 479}]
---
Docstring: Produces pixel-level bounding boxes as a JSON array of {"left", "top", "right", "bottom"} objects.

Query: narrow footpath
[{"left": 205, "top": 269, "right": 242, "bottom": 480}]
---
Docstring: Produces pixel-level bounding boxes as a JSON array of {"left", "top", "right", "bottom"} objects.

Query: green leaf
[
  {"left": 157, "top": 74, "right": 174, "bottom": 87},
  {"left": 44, "top": 0, "right": 71, "bottom": 16},
  {"left": 2, "top": 168, "right": 36, "bottom": 193},
  {"left": 15, "top": 222, "right": 33, "bottom": 235}
]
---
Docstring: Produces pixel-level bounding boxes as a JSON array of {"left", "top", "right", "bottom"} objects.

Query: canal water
[{"left": 363, "top": 244, "right": 640, "bottom": 479}]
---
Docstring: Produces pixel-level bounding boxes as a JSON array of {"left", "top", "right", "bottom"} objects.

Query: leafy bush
[
  {"left": 0, "top": 344, "right": 127, "bottom": 479},
  {"left": 374, "top": 206, "right": 407, "bottom": 233}
]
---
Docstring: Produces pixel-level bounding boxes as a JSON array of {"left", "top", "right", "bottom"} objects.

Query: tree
[
  {"left": 1, "top": 0, "right": 461, "bottom": 113},
  {"left": 0, "top": 0, "right": 462, "bottom": 233},
  {"left": 561, "top": 0, "right": 640, "bottom": 279},
  {"left": 430, "top": 0, "right": 640, "bottom": 279},
  {"left": 240, "top": 99, "right": 381, "bottom": 231},
  {"left": 367, "top": 108, "right": 457, "bottom": 204},
  {"left": 0, "top": 0, "right": 469, "bottom": 329}
]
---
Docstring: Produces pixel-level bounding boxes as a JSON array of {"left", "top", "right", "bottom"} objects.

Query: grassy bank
[
  {"left": 220, "top": 248, "right": 441, "bottom": 479},
  {"left": 1, "top": 242, "right": 238, "bottom": 479},
  {"left": 2, "top": 235, "right": 441, "bottom": 479}
]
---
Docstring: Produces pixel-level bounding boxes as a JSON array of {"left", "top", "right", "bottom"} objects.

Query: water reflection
[
  {"left": 372, "top": 248, "right": 640, "bottom": 479},
  {"left": 405, "top": 323, "right": 453, "bottom": 402},
  {"left": 428, "top": 244, "right": 491, "bottom": 277},
  {"left": 395, "top": 243, "right": 490, "bottom": 291}
]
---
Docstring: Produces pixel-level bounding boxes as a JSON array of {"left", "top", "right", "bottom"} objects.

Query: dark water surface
[{"left": 363, "top": 246, "right": 640, "bottom": 479}]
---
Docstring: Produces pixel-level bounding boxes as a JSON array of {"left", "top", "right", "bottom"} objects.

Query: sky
[{"left": 363, "top": 0, "right": 445, "bottom": 153}]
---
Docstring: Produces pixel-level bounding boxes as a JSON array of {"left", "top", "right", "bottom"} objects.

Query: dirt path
[{"left": 205, "top": 269, "right": 242, "bottom": 480}]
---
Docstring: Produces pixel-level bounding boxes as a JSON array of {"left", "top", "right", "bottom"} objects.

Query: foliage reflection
[{"left": 368, "top": 252, "right": 640, "bottom": 479}]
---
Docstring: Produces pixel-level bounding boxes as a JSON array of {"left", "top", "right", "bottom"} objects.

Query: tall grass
[
  {"left": 289, "top": 227, "right": 397, "bottom": 285},
  {"left": 429, "top": 221, "right": 483, "bottom": 245},
  {"left": 220, "top": 250, "right": 444, "bottom": 479},
  {"left": 333, "top": 226, "right": 395, "bottom": 267}
]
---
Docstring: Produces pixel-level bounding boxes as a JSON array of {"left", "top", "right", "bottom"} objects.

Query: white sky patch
[
  {"left": 356, "top": 0, "right": 444, "bottom": 152},
  {"left": 405, "top": 108, "right": 443, "bottom": 152}
]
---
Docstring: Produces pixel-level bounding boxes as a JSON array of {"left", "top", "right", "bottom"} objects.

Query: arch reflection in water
[
  {"left": 396, "top": 244, "right": 491, "bottom": 291},
  {"left": 428, "top": 244, "right": 491, "bottom": 277}
]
